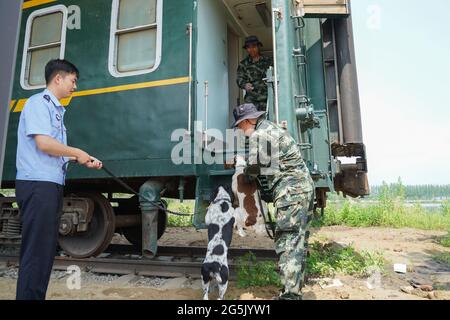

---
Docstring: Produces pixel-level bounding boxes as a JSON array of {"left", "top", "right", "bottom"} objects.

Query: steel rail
[{"left": 0, "top": 245, "right": 277, "bottom": 280}]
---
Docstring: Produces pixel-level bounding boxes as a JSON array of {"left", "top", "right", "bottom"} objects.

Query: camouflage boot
[{"left": 279, "top": 292, "right": 303, "bottom": 300}]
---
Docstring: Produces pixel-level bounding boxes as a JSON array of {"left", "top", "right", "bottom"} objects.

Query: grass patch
[
  {"left": 0, "top": 189, "right": 15, "bottom": 197},
  {"left": 313, "top": 180, "right": 450, "bottom": 231},
  {"left": 236, "top": 252, "right": 281, "bottom": 288},
  {"left": 306, "top": 242, "right": 385, "bottom": 278},
  {"left": 438, "top": 232, "right": 450, "bottom": 248},
  {"left": 167, "top": 214, "right": 192, "bottom": 227},
  {"left": 433, "top": 252, "right": 450, "bottom": 268},
  {"left": 313, "top": 200, "right": 450, "bottom": 231},
  {"left": 164, "top": 199, "right": 194, "bottom": 227}
]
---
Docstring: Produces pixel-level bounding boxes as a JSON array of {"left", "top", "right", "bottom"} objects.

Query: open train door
[{"left": 0, "top": 1, "right": 23, "bottom": 184}]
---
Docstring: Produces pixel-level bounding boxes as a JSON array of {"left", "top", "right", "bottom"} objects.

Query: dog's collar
[{"left": 211, "top": 198, "right": 232, "bottom": 204}]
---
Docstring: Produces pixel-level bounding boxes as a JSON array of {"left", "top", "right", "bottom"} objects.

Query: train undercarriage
[{"left": 0, "top": 192, "right": 168, "bottom": 258}]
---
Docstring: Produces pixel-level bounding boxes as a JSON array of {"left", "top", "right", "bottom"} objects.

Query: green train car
[{"left": 1, "top": 0, "right": 369, "bottom": 258}]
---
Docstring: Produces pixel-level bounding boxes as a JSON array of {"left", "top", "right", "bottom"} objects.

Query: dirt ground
[{"left": 0, "top": 226, "right": 448, "bottom": 300}]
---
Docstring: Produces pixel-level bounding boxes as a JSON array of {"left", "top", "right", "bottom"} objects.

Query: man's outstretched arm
[{"left": 35, "top": 135, "right": 102, "bottom": 169}]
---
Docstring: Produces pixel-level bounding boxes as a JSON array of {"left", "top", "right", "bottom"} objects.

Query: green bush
[
  {"left": 236, "top": 253, "right": 281, "bottom": 288},
  {"left": 438, "top": 232, "right": 450, "bottom": 248},
  {"left": 166, "top": 200, "right": 194, "bottom": 227},
  {"left": 0, "top": 189, "right": 15, "bottom": 197},
  {"left": 443, "top": 201, "right": 450, "bottom": 217},
  {"left": 307, "top": 242, "right": 385, "bottom": 278},
  {"left": 433, "top": 252, "right": 450, "bottom": 268},
  {"left": 317, "top": 200, "right": 450, "bottom": 230},
  {"left": 314, "top": 180, "right": 450, "bottom": 231}
]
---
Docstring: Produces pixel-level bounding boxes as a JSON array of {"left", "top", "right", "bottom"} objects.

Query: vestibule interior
[
  {"left": 224, "top": 0, "right": 274, "bottom": 125},
  {"left": 196, "top": 0, "right": 274, "bottom": 134}
]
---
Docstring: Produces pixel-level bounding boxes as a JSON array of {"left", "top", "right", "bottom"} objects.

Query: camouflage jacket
[
  {"left": 237, "top": 55, "right": 273, "bottom": 104},
  {"left": 247, "top": 119, "right": 314, "bottom": 208}
]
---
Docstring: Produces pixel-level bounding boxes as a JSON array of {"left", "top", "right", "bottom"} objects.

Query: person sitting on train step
[
  {"left": 237, "top": 36, "right": 273, "bottom": 112},
  {"left": 15, "top": 59, "right": 103, "bottom": 300},
  {"left": 232, "top": 103, "right": 314, "bottom": 300}
]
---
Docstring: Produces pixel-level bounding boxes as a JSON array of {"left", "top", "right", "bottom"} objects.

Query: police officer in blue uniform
[{"left": 15, "top": 59, "right": 103, "bottom": 300}]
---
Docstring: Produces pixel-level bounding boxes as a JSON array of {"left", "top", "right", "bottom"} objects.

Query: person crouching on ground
[{"left": 232, "top": 103, "right": 314, "bottom": 300}]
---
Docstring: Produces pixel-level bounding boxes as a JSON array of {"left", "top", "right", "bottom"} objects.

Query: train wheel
[
  {"left": 0, "top": 193, "right": 11, "bottom": 208},
  {"left": 0, "top": 193, "right": 5, "bottom": 208},
  {"left": 58, "top": 193, "right": 115, "bottom": 258},
  {"left": 121, "top": 199, "right": 168, "bottom": 249}
]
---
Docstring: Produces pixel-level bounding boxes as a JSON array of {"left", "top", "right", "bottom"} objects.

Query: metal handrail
[
  {"left": 187, "top": 23, "right": 193, "bottom": 135},
  {"left": 271, "top": 8, "right": 281, "bottom": 124},
  {"left": 204, "top": 81, "right": 209, "bottom": 146}
]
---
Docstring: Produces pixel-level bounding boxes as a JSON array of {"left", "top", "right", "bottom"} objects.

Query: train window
[
  {"left": 118, "top": 0, "right": 156, "bottom": 29},
  {"left": 20, "top": 5, "right": 68, "bottom": 90},
  {"left": 109, "top": 0, "right": 162, "bottom": 77}
]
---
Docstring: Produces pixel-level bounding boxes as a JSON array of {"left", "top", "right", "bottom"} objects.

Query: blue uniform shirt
[{"left": 16, "top": 89, "right": 68, "bottom": 185}]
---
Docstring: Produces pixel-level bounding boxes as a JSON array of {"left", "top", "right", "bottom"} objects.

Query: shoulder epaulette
[{"left": 43, "top": 95, "right": 51, "bottom": 102}]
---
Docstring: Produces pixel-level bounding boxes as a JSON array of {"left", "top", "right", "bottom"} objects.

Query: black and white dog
[{"left": 201, "top": 186, "right": 235, "bottom": 300}]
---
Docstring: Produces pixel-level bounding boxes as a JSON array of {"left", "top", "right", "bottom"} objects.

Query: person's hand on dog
[
  {"left": 244, "top": 164, "right": 260, "bottom": 177},
  {"left": 224, "top": 156, "right": 236, "bottom": 170}
]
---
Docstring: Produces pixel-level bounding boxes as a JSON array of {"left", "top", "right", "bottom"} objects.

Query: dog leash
[
  {"left": 64, "top": 161, "right": 192, "bottom": 217},
  {"left": 257, "top": 190, "right": 276, "bottom": 240},
  {"left": 101, "top": 165, "right": 193, "bottom": 217}
]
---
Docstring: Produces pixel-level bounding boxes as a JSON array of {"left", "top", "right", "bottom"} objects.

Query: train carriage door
[{"left": 196, "top": 0, "right": 229, "bottom": 134}]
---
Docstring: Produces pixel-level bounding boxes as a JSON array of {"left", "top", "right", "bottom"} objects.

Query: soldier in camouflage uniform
[
  {"left": 237, "top": 36, "right": 273, "bottom": 112},
  {"left": 232, "top": 103, "right": 314, "bottom": 300}
]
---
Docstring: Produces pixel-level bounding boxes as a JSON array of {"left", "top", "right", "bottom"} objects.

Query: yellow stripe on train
[
  {"left": 12, "top": 76, "right": 191, "bottom": 112},
  {"left": 9, "top": 100, "right": 16, "bottom": 111},
  {"left": 14, "top": 100, "right": 28, "bottom": 113},
  {"left": 23, "top": 0, "right": 57, "bottom": 9}
]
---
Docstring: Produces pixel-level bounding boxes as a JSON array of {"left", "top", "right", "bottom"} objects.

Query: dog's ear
[
  {"left": 209, "top": 184, "right": 234, "bottom": 203},
  {"left": 209, "top": 186, "right": 221, "bottom": 203},
  {"left": 222, "top": 184, "right": 234, "bottom": 203}
]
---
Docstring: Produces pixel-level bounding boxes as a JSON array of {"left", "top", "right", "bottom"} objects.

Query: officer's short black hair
[{"left": 45, "top": 59, "right": 79, "bottom": 85}]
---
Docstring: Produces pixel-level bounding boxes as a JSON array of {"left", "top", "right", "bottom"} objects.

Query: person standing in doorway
[{"left": 237, "top": 36, "right": 273, "bottom": 112}]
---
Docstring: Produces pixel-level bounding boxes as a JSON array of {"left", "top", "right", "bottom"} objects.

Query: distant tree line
[{"left": 368, "top": 178, "right": 450, "bottom": 200}]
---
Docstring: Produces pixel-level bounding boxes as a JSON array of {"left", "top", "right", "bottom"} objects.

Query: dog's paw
[{"left": 238, "top": 230, "right": 247, "bottom": 238}]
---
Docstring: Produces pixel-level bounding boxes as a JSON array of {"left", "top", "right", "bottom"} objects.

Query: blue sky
[{"left": 350, "top": 0, "right": 450, "bottom": 185}]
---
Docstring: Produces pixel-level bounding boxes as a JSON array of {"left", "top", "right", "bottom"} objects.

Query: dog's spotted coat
[
  {"left": 201, "top": 186, "right": 235, "bottom": 300},
  {"left": 232, "top": 155, "right": 267, "bottom": 237}
]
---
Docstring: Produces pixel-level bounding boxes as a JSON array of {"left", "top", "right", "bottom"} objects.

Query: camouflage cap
[
  {"left": 232, "top": 103, "right": 266, "bottom": 127},
  {"left": 243, "top": 35, "right": 263, "bottom": 49}
]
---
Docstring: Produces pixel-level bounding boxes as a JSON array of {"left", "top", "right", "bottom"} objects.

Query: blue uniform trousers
[{"left": 15, "top": 180, "right": 63, "bottom": 300}]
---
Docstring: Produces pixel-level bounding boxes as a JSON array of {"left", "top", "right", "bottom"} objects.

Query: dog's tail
[
  {"left": 205, "top": 271, "right": 222, "bottom": 284},
  {"left": 214, "top": 273, "right": 223, "bottom": 284}
]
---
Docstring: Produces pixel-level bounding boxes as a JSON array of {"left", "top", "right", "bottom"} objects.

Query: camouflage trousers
[{"left": 274, "top": 190, "right": 313, "bottom": 297}]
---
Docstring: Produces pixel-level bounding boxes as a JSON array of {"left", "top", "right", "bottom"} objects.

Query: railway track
[{"left": 0, "top": 245, "right": 277, "bottom": 280}]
